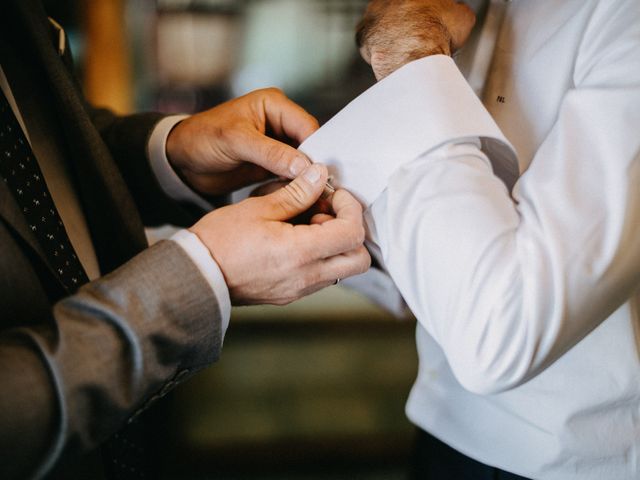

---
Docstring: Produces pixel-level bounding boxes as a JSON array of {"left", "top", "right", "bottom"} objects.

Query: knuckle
[
  {"left": 265, "top": 142, "right": 289, "bottom": 170},
  {"left": 343, "top": 247, "right": 371, "bottom": 278},
  {"left": 354, "top": 225, "right": 366, "bottom": 245},
  {"left": 345, "top": 224, "right": 366, "bottom": 248},
  {"left": 335, "top": 189, "right": 363, "bottom": 213},
  {"left": 261, "top": 86, "right": 285, "bottom": 98},
  {"left": 358, "top": 247, "right": 372, "bottom": 272},
  {"left": 282, "top": 182, "right": 307, "bottom": 208}
]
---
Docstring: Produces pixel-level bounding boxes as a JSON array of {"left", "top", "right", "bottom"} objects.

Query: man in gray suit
[{"left": 0, "top": 0, "right": 370, "bottom": 478}]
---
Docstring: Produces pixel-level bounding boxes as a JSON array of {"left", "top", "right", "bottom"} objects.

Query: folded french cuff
[
  {"left": 170, "top": 229, "right": 231, "bottom": 335},
  {"left": 298, "top": 54, "right": 519, "bottom": 207}
]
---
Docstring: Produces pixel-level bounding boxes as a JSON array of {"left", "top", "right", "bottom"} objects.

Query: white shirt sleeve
[
  {"left": 170, "top": 229, "right": 231, "bottom": 335},
  {"left": 298, "top": 55, "right": 519, "bottom": 206},
  {"left": 149, "top": 118, "right": 231, "bottom": 334},
  {"left": 147, "top": 115, "right": 214, "bottom": 212},
  {"left": 302, "top": 55, "right": 640, "bottom": 395}
]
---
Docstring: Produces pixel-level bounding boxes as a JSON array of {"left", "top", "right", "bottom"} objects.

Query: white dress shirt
[{"left": 300, "top": 0, "right": 640, "bottom": 478}]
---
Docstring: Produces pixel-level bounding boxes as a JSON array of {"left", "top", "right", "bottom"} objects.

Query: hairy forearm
[{"left": 356, "top": 0, "right": 475, "bottom": 80}]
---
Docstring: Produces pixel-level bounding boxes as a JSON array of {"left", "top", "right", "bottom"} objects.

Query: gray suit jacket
[{"left": 0, "top": 1, "right": 224, "bottom": 478}]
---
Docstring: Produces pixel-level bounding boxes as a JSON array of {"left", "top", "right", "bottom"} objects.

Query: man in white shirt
[{"left": 300, "top": 0, "right": 640, "bottom": 478}]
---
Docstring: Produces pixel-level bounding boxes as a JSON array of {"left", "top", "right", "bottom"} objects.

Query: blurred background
[{"left": 43, "top": 1, "right": 418, "bottom": 479}]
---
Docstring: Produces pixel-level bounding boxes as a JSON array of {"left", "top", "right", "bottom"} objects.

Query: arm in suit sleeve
[
  {"left": 89, "top": 107, "right": 209, "bottom": 228},
  {"left": 0, "top": 239, "right": 224, "bottom": 479}
]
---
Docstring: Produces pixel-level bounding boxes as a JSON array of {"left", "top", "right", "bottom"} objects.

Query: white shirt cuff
[
  {"left": 148, "top": 115, "right": 215, "bottom": 211},
  {"left": 170, "top": 229, "right": 231, "bottom": 335},
  {"left": 298, "top": 55, "right": 519, "bottom": 207}
]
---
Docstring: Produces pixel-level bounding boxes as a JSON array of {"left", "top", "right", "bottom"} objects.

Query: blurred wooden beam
[{"left": 82, "top": 0, "right": 133, "bottom": 114}]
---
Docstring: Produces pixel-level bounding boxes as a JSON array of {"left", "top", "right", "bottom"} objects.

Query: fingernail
[
  {"left": 289, "top": 155, "right": 311, "bottom": 177},
  {"left": 302, "top": 164, "right": 322, "bottom": 184}
]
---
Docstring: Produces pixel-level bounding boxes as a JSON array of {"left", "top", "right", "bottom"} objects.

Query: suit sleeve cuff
[
  {"left": 170, "top": 229, "right": 231, "bottom": 334},
  {"left": 298, "top": 55, "right": 519, "bottom": 207},
  {"left": 148, "top": 115, "right": 215, "bottom": 212}
]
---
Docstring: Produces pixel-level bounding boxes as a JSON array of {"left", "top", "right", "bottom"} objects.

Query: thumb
[
  {"left": 236, "top": 132, "right": 312, "bottom": 179},
  {"left": 260, "top": 164, "right": 328, "bottom": 220}
]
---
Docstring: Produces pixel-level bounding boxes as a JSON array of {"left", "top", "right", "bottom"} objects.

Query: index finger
[
  {"left": 262, "top": 89, "right": 320, "bottom": 144},
  {"left": 331, "top": 188, "right": 365, "bottom": 225},
  {"left": 292, "top": 189, "right": 366, "bottom": 259}
]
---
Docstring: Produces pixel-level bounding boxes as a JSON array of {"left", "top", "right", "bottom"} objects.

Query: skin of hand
[
  {"left": 190, "top": 164, "right": 372, "bottom": 305},
  {"left": 356, "top": 0, "right": 476, "bottom": 80},
  {"left": 166, "top": 88, "right": 319, "bottom": 196},
  {"left": 250, "top": 179, "right": 333, "bottom": 225}
]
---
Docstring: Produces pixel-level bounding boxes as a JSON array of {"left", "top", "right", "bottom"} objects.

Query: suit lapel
[
  {"left": 0, "top": 178, "right": 68, "bottom": 300},
  {"left": 10, "top": 0, "right": 148, "bottom": 274},
  {"left": 0, "top": 11, "right": 66, "bottom": 290},
  {"left": 0, "top": 178, "right": 48, "bottom": 261}
]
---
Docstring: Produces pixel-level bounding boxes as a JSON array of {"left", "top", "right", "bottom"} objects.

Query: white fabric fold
[{"left": 298, "top": 55, "right": 519, "bottom": 206}]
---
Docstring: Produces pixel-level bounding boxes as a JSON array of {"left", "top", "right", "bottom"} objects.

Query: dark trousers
[{"left": 410, "top": 429, "right": 531, "bottom": 480}]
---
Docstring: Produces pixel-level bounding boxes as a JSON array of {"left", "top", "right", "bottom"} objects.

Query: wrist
[
  {"left": 415, "top": 20, "right": 452, "bottom": 57},
  {"left": 369, "top": 23, "right": 451, "bottom": 80},
  {"left": 165, "top": 118, "right": 191, "bottom": 173},
  {"left": 165, "top": 118, "right": 206, "bottom": 193}
]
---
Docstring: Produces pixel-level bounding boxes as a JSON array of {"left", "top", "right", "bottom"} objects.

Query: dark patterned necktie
[{"left": 0, "top": 87, "right": 89, "bottom": 292}]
